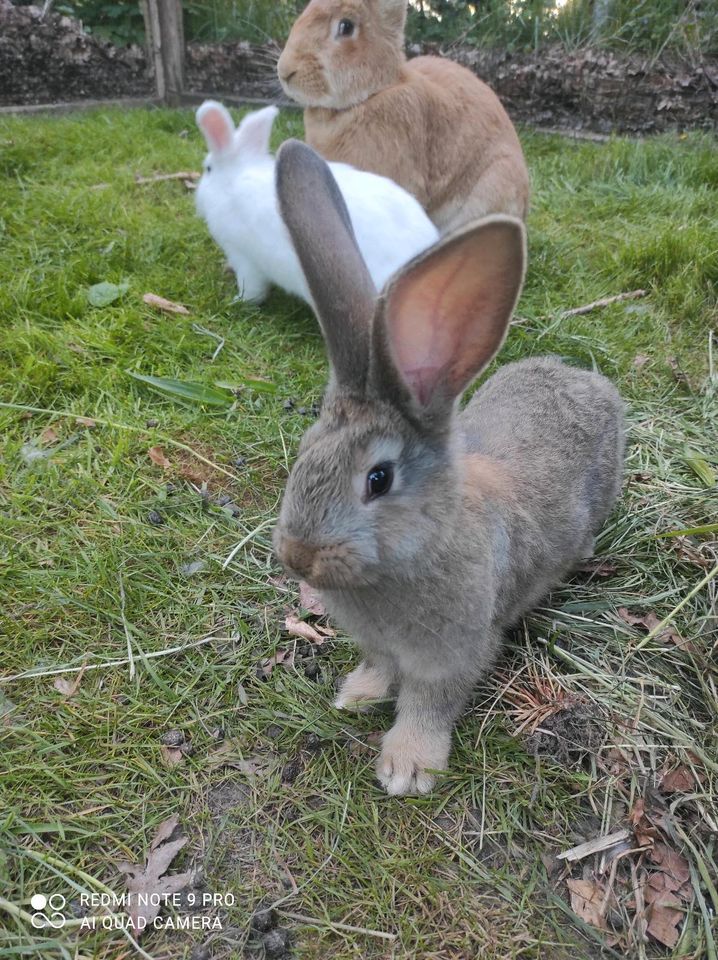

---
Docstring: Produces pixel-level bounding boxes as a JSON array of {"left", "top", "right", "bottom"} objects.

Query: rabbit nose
[{"left": 277, "top": 535, "right": 317, "bottom": 578}]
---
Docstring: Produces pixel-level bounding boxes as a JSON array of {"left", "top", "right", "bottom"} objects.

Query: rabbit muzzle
[{"left": 274, "top": 532, "right": 366, "bottom": 588}]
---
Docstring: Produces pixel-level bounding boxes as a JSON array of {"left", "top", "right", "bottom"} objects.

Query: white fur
[{"left": 195, "top": 101, "right": 439, "bottom": 304}]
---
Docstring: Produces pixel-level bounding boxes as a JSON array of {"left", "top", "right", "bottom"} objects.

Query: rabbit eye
[
  {"left": 336, "top": 18, "right": 355, "bottom": 37},
  {"left": 366, "top": 463, "right": 393, "bottom": 499}
]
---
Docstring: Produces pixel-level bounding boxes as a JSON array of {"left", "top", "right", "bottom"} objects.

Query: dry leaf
[
  {"left": 143, "top": 293, "right": 190, "bottom": 315},
  {"left": 160, "top": 745, "right": 185, "bottom": 767},
  {"left": 648, "top": 842, "right": 690, "bottom": 887},
  {"left": 299, "top": 581, "right": 326, "bottom": 616},
  {"left": 118, "top": 815, "right": 191, "bottom": 934},
  {"left": 671, "top": 536, "right": 713, "bottom": 570},
  {"left": 148, "top": 446, "right": 172, "bottom": 470},
  {"left": 633, "top": 354, "right": 650, "bottom": 369},
  {"left": 40, "top": 426, "right": 59, "bottom": 445},
  {"left": 566, "top": 877, "right": 608, "bottom": 931},
  {"left": 284, "top": 613, "right": 335, "bottom": 646},
  {"left": 76, "top": 417, "right": 96, "bottom": 428},
  {"left": 53, "top": 665, "right": 87, "bottom": 699},
  {"left": 617, "top": 608, "right": 690, "bottom": 651},
  {"left": 660, "top": 765, "right": 697, "bottom": 794},
  {"left": 259, "top": 649, "right": 295, "bottom": 677}
]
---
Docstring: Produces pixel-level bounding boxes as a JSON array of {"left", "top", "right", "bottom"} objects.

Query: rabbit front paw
[
  {"left": 334, "top": 661, "right": 392, "bottom": 710},
  {"left": 376, "top": 724, "right": 450, "bottom": 796}
]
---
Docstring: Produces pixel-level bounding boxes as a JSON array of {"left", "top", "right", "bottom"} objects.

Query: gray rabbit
[{"left": 272, "top": 140, "right": 625, "bottom": 796}]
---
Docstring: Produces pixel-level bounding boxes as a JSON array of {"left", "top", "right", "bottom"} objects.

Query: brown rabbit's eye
[
  {"left": 337, "top": 18, "right": 355, "bottom": 37},
  {"left": 366, "top": 463, "right": 393, "bottom": 499}
]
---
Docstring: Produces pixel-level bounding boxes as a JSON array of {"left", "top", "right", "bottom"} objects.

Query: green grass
[{"left": 0, "top": 106, "right": 716, "bottom": 960}]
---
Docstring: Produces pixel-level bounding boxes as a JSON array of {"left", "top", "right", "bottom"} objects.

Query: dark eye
[
  {"left": 205, "top": 163, "right": 212, "bottom": 173},
  {"left": 366, "top": 462, "right": 393, "bottom": 499},
  {"left": 337, "top": 18, "right": 354, "bottom": 37}
]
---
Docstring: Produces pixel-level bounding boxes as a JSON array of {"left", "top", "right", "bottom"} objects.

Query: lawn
[{"left": 0, "top": 106, "right": 716, "bottom": 960}]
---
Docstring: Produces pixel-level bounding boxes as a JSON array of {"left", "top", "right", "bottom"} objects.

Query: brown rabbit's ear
[
  {"left": 375, "top": 0, "right": 407, "bottom": 34},
  {"left": 276, "top": 139, "right": 376, "bottom": 393},
  {"left": 372, "top": 216, "right": 526, "bottom": 423}
]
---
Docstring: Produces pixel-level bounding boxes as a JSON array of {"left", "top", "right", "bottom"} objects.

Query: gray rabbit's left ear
[
  {"left": 276, "top": 139, "right": 376, "bottom": 394},
  {"left": 371, "top": 215, "right": 526, "bottom": 423}
]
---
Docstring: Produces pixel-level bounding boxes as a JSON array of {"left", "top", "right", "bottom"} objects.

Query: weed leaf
[
  {"left": 88, "top": 281, "right": 129, "bottom": 307},
  {"left": 127, "top": 372, "right": 234, "bottom": 407}
]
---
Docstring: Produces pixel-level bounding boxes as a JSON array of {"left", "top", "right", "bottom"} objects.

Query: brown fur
[{"left": 277, "top": 0, "right": 529, "bottom": 232}]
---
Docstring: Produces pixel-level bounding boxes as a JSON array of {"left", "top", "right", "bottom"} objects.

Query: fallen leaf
[
  {"left": 143, "top": 293, "right": 190, "bottom": 315},
  {"left": 284, "top": 614, "right": 335, "bottom": 646},
  {"left": 671, "top": 536, "right": 713, "bottom": 569},
  {"left": 148, "top": 446, "right": 172, "bottom": 470},
  {"left": 299, "top": 581, "right": 326, "bottom": 616},
  {"left": 644, "top": 869, "right": 687, "bottom": 948},
  {"left": 76, "top": 417, "right": 96, "bottom": 428},
  {"left": 566, "top": 877, "right": 608, "bottom": 931},
  {"left": 117, "top": 815, "right": 191, "bottom": 934},
  {"left": 40, "top": 426, "right": 59, "bottom": 445},
  {"left": 617, "top": 608, "right": 690, "bottom": 651},
  {"left": 259, "top": 649, "right": 295, "bottom": 677},
  {"left": 161, "top": 745, "right": 185, "bottom": 767},
  {"left": 660, "top": 765, "right": 697, "bottom": 794},
  {"left": 648, "top": 842, "right": 690, "bottom": 888},
  {"left": 88, "top": 280, "right": 129, "bottom": 307},
  {"left": 629, "top": 797, "right": 660, "bottom": 847},
  {"left": 633, "top": 354, "right": 650, "bottom": 369},
  {"left": 53, "top": 664, "right": 87, "bottom": 699}
]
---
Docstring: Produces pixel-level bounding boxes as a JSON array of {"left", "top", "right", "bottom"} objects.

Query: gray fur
[
  {"left": 275, "top": 139, "right": 376, "bottom": 394},
  {"left": 273, "top": 150, "right": 625, "bottom": 795}
]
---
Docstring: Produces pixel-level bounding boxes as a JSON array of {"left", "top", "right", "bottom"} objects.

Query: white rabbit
[{"left": 194, "top": 101, "right": 439, "bottom": 305}]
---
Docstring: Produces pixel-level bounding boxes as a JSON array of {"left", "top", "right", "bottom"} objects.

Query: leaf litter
[{"left": 117, "top": 815, "right": 192, "bottom": 934}]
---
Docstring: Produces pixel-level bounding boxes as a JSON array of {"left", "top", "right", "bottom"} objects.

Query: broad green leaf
[
  {"left": 127, "top": 372, "right": 233, "bottom": 407},
  {"left": 682, "top": 448, "right": 716, "bottom": 488},
  {"left": 88, "top": 280, "right": 129, "bottom": 307}
]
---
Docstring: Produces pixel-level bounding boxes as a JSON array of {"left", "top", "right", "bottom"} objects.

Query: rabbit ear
[
  {"left": 371, "top": 216, "right": 526, "bottom": 423},
  {"left": 234, "top": 105, "right": 279, "bottom": 156},
  {"left": 196, "top": 101, "right": 235, "bottom": 155},
  {"left": 376, "top": 0, "right": 407, "bottom": 33},
  {"left": 276, "top": 139, "right": 376, "bottom": 393}
]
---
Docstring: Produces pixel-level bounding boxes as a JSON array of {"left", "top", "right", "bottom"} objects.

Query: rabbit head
[
  {"left": 277, "top": 0, "right": 406, "bottom": 109},
  {"left": 272, "top": 140, "right": 525, "bottom": 590}
]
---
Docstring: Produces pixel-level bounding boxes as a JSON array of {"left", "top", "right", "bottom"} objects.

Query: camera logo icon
[{"left": 30, "top": 893, "right": 67, "bottom": 929}]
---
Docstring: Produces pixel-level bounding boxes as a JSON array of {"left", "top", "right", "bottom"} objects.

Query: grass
[{"left": 0, "top": 105, "right": 716, "bottom": 960}]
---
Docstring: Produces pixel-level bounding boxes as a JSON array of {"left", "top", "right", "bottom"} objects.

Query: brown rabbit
[{"left": 277, "top": 0, "right": 530, "bottom": 233}]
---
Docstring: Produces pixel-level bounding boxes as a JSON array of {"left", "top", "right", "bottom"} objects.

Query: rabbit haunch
[
  {"left": 194, "top": 101, "right": 438, "bottom": 305},
  {"left": 272, "top": 140, "right": 625, "bottom": 797},
  {"left": 277, "top": 0, "right": 530, "bottom": 233}
]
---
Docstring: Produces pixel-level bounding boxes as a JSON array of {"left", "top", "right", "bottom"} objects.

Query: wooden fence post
[{"left": 142, "top": 0, "right": 185, "bottom": 106}]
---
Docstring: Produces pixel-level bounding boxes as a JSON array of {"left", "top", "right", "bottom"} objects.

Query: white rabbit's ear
[
  {"left": 234, "top": 106, "right": 279, "bottom": 156},
  {"left": 196, "top": 100, "right": 235, "bottom": 155},
  {"left": 372, "top": 216, "right": 526, "bottom": 421}
]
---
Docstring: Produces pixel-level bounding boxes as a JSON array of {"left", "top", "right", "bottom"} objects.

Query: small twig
[
  {"left": 278, "top": 910, "right": 396, "bottom": 942},
  {"left": 134, "top": 171, "right": 199, "bottom": 185},
  {"left": 561, "top": 289, "right": 648, "bottom": 318},
  {"left": 556, "top": 828, "right": 631, "bottom": 862}
]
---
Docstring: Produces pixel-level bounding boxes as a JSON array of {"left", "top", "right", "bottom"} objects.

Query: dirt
[
  {"left": 524, "top": 703, "right": 606, "bottom": 766},
  {"left": 2, "top": 2, "right": 716, "bottom": 134}
]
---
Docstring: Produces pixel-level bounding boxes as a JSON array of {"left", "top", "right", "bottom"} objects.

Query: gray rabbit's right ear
[{"left": 275, "top": 139, "right": 376, "bottom": 393}]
